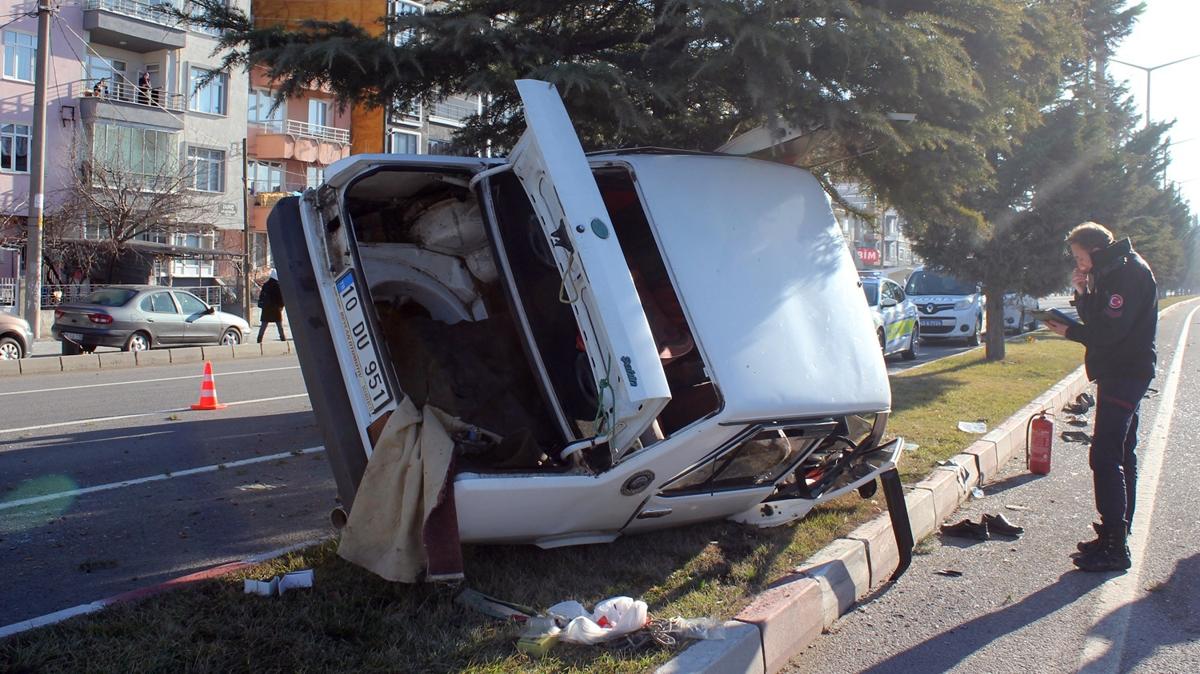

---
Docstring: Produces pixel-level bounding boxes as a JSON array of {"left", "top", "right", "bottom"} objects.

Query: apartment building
[
  {"left": 833, "top": 182, "right": 921, "bottom": 275},
  {"left": 0, "top": 0, "right": 248, "bottom": 293}
]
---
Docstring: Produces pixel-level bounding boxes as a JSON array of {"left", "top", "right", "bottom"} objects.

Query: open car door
[{"left": 507, "top": 80, "right": 671, "bottom": 462}]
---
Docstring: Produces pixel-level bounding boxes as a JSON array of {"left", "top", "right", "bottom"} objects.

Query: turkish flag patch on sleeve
[{"left": 1109, "top": 294, "right": 1124, "bottom": 310}]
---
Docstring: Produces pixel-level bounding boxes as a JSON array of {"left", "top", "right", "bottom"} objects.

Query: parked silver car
[
  {"left": 51, "top": 285, "right": 249, "bottom": 353},
  {"left": 0, "top": 312, "right": 33, "bottom": 359}
]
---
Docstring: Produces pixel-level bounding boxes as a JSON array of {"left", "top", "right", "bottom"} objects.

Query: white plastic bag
[{"left": 547, "top": 596, "right": 649, "bottom": 645}]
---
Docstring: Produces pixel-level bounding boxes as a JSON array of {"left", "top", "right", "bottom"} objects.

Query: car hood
[{"left": 624, "top": 154, "right": 891, "bottom": 421}]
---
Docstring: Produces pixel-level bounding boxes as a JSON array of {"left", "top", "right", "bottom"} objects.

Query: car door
[
  {"left": 879, "top": 281, "right": 903, "bottom": 352},
  {"left": 890, "top": 281, "right": 915, "bottom": 350},
  {"left": 506, "top": 79, "right": 671, "bottom": 462},
  {"left": 175, "top": 291, "right": 221, "bottom": 344},
  {"left": 138, "top": 291, "right": 187, "bottom": 344}
]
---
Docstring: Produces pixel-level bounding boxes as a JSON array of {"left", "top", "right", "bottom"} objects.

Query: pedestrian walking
[
  {"left": 1045, "top": 222, "right": 1157, "bottom": 572},
  {"left": 257, "top": 269, "right": 286, "bottom": 343}
]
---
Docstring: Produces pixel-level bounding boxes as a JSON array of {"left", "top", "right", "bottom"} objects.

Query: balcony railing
[
  {"left": 81, "top": 79, "right": 186, "bottom": 114},
  {"left": 430, "top": 99, "right": 478, "bottom": 123},
  {"left": 255, "top": 119, "right": 350, "bottom": 145},
  {"left": 85, "top": 0, "right": 182, "bottom": 27}
]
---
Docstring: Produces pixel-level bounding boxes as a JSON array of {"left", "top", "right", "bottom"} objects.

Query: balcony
[
  {"left": 77, "top": 79, "right": 185, "bottom": 130},
  {"left": 429, "top": 98, "right": 479, "bottom": 127},
  {"left": 84, "top": 0, "right": 187, "bottom": 52},
  {"left": 248, "top": 120, "right": 351, "bottom": 164}
]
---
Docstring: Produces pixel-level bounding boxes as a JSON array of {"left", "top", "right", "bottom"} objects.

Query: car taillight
[
  {"left": 88, "top": 313, "right": 113, "bottom": 325},
  {"left": 54, "top": 309, "right": 64, "bottom": 319}
]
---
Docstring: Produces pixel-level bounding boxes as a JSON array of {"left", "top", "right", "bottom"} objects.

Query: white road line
[
  {"left": 0, "top": 394, "right": 309, "bottom": 436},
  {"left": 0, "top": 365, "right": 301, "bottom": 397},
  {"left": 1077, "top": 303, "right": 1199, "bottom": 673},
  {"left": 0, "top": 446, "right": 325, "bottom": 511}
]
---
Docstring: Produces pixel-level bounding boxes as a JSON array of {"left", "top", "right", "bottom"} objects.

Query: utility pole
[
  {"left": 22, "top": 3, "right": 52, "bottom": 337},
  {"left": 241, "top": 137, "right": 252, "bottom": 321},
  {"left": 1111, "top": 53, "right": 1200, "bottom": 128}
]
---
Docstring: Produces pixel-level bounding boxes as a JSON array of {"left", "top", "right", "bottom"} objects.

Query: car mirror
[
  {"left": 881, "top": 297, "right": 898, "bottom": 308},
  {"left": 204, "top": 306, "right": 215, "bottom": 315}
]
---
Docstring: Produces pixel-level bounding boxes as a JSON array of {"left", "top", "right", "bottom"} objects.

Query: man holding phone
[{"left": 1045, "top": 222, "right": 1157, "bottom": 572}]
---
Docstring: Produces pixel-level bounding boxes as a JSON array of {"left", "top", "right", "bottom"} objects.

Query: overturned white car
[{"left": 269, "top": 81, "right": 911, "bottom": 561}]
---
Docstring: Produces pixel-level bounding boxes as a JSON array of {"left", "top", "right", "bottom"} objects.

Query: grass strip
[
  {"left": 0, "top": 336, "right": 1084, "bottom": 674},
  {"left": 1159, "top": 294, "right": 1196, "bottom": 311}
]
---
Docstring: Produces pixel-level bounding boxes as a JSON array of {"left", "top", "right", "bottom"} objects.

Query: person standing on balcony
[
  {"left": 137, "top": 71, "right": 151, "bottom": 105},
  {"left": 257, "top": 269, "right": 286, "bottom": 343}
]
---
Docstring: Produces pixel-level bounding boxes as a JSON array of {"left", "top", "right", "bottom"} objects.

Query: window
[
  {"left": 87, "top": 56, "right": 127, "bottom": 98},
  {"left": 171, "top": 231, "right": 215, "bottom": 278},
  {"left": 187, "top": 147, "right": 225, "bottom": 192},
  {"left": 189, "top": 67, "right": 226, "bottom": 114},
  {"left": 389, "top": 130, "right": 420, "bottom": 154},
  {"left": 252, "top": 231, "right": 270, "bottom": 268},
  {"left": 83, "top": 288, "right": 137, "bottom": 307},
  {"left": 3, "top": 31, "right": 36, "bottom": 82},
  {"left": 174, "top": 291, "right": 208, "bottom": 314},
  {"left": 306, "top": 165, "right": 324, "bottom": 189},
  {"left": 0, "top": 123, "right": 30, "bottom": 173},
  {"left": 141, "top": 292, "right": 178, "bottom": 314},
  {"left": 308, "top": 99, "right": 330, "bottom": 128},
  {"left": 389, "top": 0, "right": 424, "bottom": 45},
  {"left": 91, "top": 123, "right": 178, "bottom": 188},
  {"left": 248, "top": 88, "right": 284, "bottom": 130},
  {"left": 247, "top": 159, "right": 283, "bottom": 192},
  {"left": 426, "top": 138, "right": 453, "bottom": 155}
]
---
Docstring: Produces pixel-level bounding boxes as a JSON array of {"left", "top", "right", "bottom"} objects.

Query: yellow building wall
[{"left": 254, "top": 0, "right": 389, "bottom": 153}]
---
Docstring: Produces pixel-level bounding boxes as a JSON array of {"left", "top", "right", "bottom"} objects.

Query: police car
[
  {"left": 905, "top": 267, "right": 986, "bottom": 345},
  {"left": 860, "top": 272, "right": 919, "bottom": 360}
]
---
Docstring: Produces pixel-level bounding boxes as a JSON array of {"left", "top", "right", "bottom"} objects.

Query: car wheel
[
  {"left": 0, "top": 336, "right": 21, "bottom": 360},
  {"left": 1017, "top": 310, "right": 1026, "bottom": 334},
  {"left": 878, "top": 329, "right": 887, "bottom": 356},
  {"left": 221, "top": 328, "right": 242, "bottom": 346},
  {"left": 967, "top": 318, "right": 982, "bottom": 346},
  {"left": 123, "top": 331, "right": 151, "bottom": 352},
  {"left": 901, "top": 324, "right": 920, "bottom": 360}
]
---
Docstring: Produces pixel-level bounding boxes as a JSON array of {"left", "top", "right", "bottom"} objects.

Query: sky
[{"left": 1110, "top": 0, "right": 1200, "bottom": 213}]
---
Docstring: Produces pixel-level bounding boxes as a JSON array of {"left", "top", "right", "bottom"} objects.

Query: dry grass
[
  {"left": 1159, "top": 295, "right": 1197, "bottom": 311},
  {"left": 0, "top": 335, "right": 1086, "bottom": 674}
]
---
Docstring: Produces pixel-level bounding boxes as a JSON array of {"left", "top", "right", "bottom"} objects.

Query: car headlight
[{"left": 954, "top": 298, "right": 973, "bottom": 310}]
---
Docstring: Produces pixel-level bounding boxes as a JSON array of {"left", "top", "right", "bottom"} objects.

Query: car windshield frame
[
  {"left": 905, "top": 270, "right": 977, "bottom": 296},
  {"left": 82, "top": 288, "right": 137, "bottom": 307}
]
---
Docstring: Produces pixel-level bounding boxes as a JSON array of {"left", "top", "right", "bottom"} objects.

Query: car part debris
[
  {"left": 455, "top": 587, "right": 536, "bottom": 622},
  {"left": 243, "top": 569, "right": 314, "bottom": 596},
  {"left": 935, "top": 569, "right": 964, "bottom": 578},
  {"left": 957, "top": 421, "right": 987, "bottom": 434}
]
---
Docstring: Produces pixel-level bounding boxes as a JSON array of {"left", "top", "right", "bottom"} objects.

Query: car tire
[
  {"left": 123, "top": 331, "right": 151, "bottom": 352},
  {"left": 220, "top": 328, "right": 242, "bottom": 346},
  {"left": 967, "top": 318, "right": 982, "bottom": 346},
  {"left": 0, "top": 336, "right": 21, "bottom": 360},
  {"left": 901, "top": 324, "right": 920, "bottom": 360}
]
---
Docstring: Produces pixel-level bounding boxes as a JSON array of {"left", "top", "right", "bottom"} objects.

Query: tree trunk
[{"left": 984, "top": 289, "right": 1006, "bottom": 361}]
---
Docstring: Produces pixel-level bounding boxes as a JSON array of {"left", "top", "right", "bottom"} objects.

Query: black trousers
[
  {"left": 257, "top": 320, "right": 285, "bottom": 343},
  {"left": 1090, "top": 378, "right": 1152, "bottom": 533}
]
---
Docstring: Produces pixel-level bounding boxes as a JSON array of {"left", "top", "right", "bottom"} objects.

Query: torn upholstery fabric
[{"left": 337, "top": 397, "right": 464, "bottom": 583}]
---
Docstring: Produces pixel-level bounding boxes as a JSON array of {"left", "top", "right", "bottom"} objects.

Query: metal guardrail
[
  {"left": 282, "top": 119, "right": 351, "bottom": 144},
  {"left": 0, "top": 277, "right": 16, "bottom": 307},
  {"left": 85, "top": 0, "right": 182, "bottom": 27},
  {"left": 81, "top": 79, "right": 186, "bottom": 113}
]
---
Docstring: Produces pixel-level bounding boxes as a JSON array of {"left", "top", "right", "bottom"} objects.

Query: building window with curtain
[
  {"left": 187, "top": 147, "right": 225, "bottom": 192},
  {"left": 248, "top": 88, "right": 284, "bottom": 131},
  {"left": 91, "top": 123, "right": 178, "bottom": 189},
  {"left": 189, "top": 67, "right": 227, "bottom": 115},
  {"left": 308, "top": 99, "right": 330, "bottom": 128},
  {"left": 306, "top": 165, "right": 324, "bottom": 189},
  {"left": 0, "top": 123, "right": 30, "bottom": 172},
  {"left": 389, "top": 130, "right": 420, "bottom": 154},
  {"left": 389, "top": 0, "right": 424, "bottom": 45},
  {"left": 3, "top": 31, "right": 36, "bottom": 82},
  {"left": 248, "top": 159, "right": 283, "bottom": 193}
]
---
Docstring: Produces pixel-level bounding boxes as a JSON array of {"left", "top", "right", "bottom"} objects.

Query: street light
[{"left": 1110, "top": 53, "right": 1200, "bottom": 128}]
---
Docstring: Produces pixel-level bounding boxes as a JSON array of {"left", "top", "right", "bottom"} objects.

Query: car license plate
[
  {"left": 920, "top": 319, "right": 946, "bottom": 327},
  {"left": 334, "top": 270, "right": 393, "bottom": 416},
  {"left": 63, "top": 332, "right": 83, "bottom": 341}
]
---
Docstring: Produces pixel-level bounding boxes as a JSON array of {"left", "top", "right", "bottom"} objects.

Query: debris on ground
[
  {"left": 935, "top": 569, "right": 964, "bottom": 578},
  {"left": 1005, "top": 504, "right": 1031, "bottom": 512},
  {"left": 957, "top": 421, "right": 988, "bottom": 434},
  {"left": 78, "top": 559, "right": 118, "bottom": 573},
  {"left": 1066, "top": 416, "right": 1089, "bottom": 427},
  {"left": 455, "top": 587, "right": 535, "bottom": 622},
  {"left": 940, "top": 513, "right": 1024, "bottom": 540},
  {"left": 243, "top": 569, "right": 313, "bottom": 597},
  {"left": 1063, "top": 392, "right": 1095, "bottom": 415},
  {"left": 1061, "top": 431, "right": 1091, "bottom": 444}
]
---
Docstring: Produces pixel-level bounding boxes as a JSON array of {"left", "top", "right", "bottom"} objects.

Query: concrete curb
[
  {"left": 658, "top": 364, "right": 1092, "bottom": 674},
  {"left": 0, "top": 538, "right": 324, "bottom": 641},
  {"left": 4, "top": 340, "right": 293, "bottom": 377}
]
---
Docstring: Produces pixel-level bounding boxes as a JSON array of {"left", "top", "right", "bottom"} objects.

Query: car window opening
[
  {"left": 905, "top": 269, "right": 976, "bottom": 296},
  {"left": 343, "top": 167, "right": 567, "bottom": 473}
]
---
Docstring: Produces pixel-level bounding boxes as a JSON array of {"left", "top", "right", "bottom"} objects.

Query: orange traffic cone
[{"left": 191, "top": 361, "right": 227, "bottom": 411}]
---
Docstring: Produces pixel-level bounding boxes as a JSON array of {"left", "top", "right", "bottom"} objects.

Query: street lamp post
[{"left": 1110, "top": 53, "right": 1200, "bottom": 128}]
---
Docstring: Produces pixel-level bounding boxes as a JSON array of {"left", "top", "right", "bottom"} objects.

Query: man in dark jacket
[
  {"left": 257, "top": 269, "right": 286, "bottom": 343},
  {"left": 1046, "top": 222, "right": 1157, "bottom": 572}
]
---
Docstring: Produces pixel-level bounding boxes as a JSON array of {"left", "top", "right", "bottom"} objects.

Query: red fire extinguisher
[{"left": 1026, "top": 411, "right": 1054, "bottom": 475}]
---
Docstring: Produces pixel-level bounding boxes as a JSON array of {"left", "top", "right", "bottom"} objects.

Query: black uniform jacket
[{"left": 1065, "top": 238, "right": 1157, "bottom": 382}]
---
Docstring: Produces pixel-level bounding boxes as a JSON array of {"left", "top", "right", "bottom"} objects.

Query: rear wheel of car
[
  {"left": 123, "top": 331, "right": 151, "bottom": 352},
  {"left": 967, "top": 318, "right": 982, "bottom": 346},
  {"left": 220, "top": 328, "right": 242, "bottom": 346},
  {"left": 0, "top": 336, "right": 21, "bottom": 360},
  {"left": 901, "top": 324, "right": 920, "bottom": 360}
]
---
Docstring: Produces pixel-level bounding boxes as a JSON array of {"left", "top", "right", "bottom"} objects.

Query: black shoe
[
  {"left": 1076, "top": 522, "right": 1104, "bottom": 554},
  {"left": 982, "top": 513, "right": 1024, "bottom": 537},
  {"left": 1073, "top": 528, "right": 1130, "bottom": 572},
  {"left": 940, "top": 519, "right": 990, "bottom": 541}
]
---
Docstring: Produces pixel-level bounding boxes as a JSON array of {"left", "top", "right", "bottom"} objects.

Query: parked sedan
[
  {"left": 0, "top": 311, "right": 33, "bottom": 359},
  {"left": 52, "top": 286, "right": 249, "bottom": 353},
  {"left": 1003, "top": 293, "right": 1040, "bottom": 333}
]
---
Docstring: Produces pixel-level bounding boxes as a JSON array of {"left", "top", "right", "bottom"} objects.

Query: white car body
[
  {"left": 1003, "top": 293, "right": 1040, "bottom": 333},
  {"left": 905, "top": 267, "right": 986, "bottom": 345},
  {"left": 269, "top": 80, "right": 901, "bottom": 548}
]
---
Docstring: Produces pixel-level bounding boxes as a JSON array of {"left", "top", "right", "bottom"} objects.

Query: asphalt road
[
  {"left": 789, "top": 298, "right": 1200, "bottom": 673},
  {"left": 0, "top": 355, "right": 334, "bottom": 627}
]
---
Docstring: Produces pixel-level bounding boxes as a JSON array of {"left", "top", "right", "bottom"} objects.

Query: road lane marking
[
  {"left": 1077, "top": 303, "right": 1198, "bottom": 673},
  {"left": 0, "top": 445, "right": 325, "bottom": 512},
  {"left": 0, "top": 365, "right": 302, "bottom": 397},
  {"left": 0, "top": 394, "right": 309, "bottom": 436}
]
